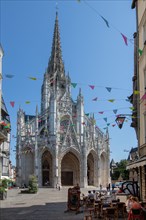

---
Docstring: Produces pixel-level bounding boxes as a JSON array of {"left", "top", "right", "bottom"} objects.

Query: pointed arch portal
[
  {"left": 87, "top": 153, "right": 95, "bottom": 186},
  {"left": 61, "top": 152, "right": 80, "bottom": 186},
  {"left": 42, "top": 151, "right": 52, "bottom": 186}
]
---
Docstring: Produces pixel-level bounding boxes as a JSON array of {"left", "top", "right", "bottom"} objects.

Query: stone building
[
  {"left": 127, "top": 0, "right": 146, "bottom": 201},
  {"left": 16, "top": 13, "right": 110, "bottom": 188},
  {"left": 0, "top": 44, "right": 11, "bottom": 179}
]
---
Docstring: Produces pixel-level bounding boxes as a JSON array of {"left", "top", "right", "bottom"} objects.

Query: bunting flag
[
  {"left": 129, "top": 106, "right": 135, "bottom": 110},
  {"left": 134, "top": 90, "right": 140, "bottom": 95},
  {"left": 10, "top": 101, "right": 15, "bottom": 107},
  {"left": 101, "top": 16, "right": 110, "bottom": 28},
  {"left": 71, "top": 83, "right": 77, "bottom": 88},
  {"left": 89, "top": 85, "right": 95, "bottom": 90},
  {"left": 29, "top": 77, "right": 37, "bottom": 80},
  {"left": 92, "top": 97, "right": 98, "bottom": 101},
  {"left": 85, "top": 113, "right": 89, "bottom": 116},
  {"left": 70, "top": 124, "right": 75, "bottom": 126},
  {"left": 112, "top": 124, "right": 116, "bottom": 127},
  {"left": 5, "top": 74, "right": 14, "bottom": 78},
  {"left": 107, "top": 123, "right": 110, "bottom": 126},
  {"left": 113, "top": 109, "right": 118, "bottom": 114},
  {"left": 141, "top": 93, "right": 146, "bottom": 100},
  {"left": 82, "top": 122, "right": 86, "bottom": 125},
  {"left": 106, "top": 87, "right": 112, "bottom": 92},
  {"left": 121, "top": 33, "right": 128, "bottom": 46},
  {"left": 138, "top": 49, "right": 143, "bottom": 56},
  {"left": 25, "top": 101, "right": 30, "bottom": 104},
  {"left": 99, "top": 111, "right": 104, "bottom": 114},
  {"left": 103, "top": 117, "right": 107, "bottom": 122},
  {"left": 108, "top": 99, "right": 115, "bottom": 103}
]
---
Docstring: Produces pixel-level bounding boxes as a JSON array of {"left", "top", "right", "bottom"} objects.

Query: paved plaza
[
  {"left": 0, "top": 187, "right": 95, "bottom": 220},
  {"left": 0, "top": 187, "right": 127, "bottom": 220}
]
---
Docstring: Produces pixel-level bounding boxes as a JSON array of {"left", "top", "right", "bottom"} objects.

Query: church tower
[{"left": 16, "top": 13, "right": 110, "bottom": 188}]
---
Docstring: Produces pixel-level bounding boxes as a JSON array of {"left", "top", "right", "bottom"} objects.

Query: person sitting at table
[
  {"left": 87, "top": 190, "right": 94, "bottom": 201},
  {"left": 125, "top": 195, "right": 133, "bottom": 213},
  {"left": 128, "top": 196, "right": 144, "bottom": 220}
]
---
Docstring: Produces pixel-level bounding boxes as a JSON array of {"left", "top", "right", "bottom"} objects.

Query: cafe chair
[
  {"left": 117, "top": 202, "right": 127, "bottom": 219},
  {"left": 128, "top": 208, "right": 144, "bottom": 220},
  {"left": 84, "top": 198, "right": 95, "bottom": 217},
  {"left": 103, "top": 207, "right": 118, "bottom": 220}
]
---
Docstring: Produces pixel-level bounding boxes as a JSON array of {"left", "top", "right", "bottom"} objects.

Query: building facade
[
  {"left": 127, "top": 0, "right": 146, "bottom": 201},
  {"left": 0, "top": 44, "right": 11, "bottom": 179},
  {"left": 16, "top": 13, "right": 110, "bottom": 188}
]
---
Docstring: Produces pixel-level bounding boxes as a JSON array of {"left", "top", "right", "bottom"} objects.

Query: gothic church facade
[{"left": 16, "top": 13, "right": 110, "bottom": 188}]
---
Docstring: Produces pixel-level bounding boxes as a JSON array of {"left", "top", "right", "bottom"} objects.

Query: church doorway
[
  {"left": 61, "top": 152, "right": 80, "bottom": 186},
  {"left": 42, "top": 151, "right": 52, "bottom": 186},
  {"left": 87, "top": 153, "right": 94, "bottom": 186}
]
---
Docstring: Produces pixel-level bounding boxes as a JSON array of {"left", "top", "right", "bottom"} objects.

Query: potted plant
[
  {"left": 0, "top": 186, "right": 7, "bottom": 200},
  {"left": 28, "top": 175, "right": 38, "bottom": 193}
]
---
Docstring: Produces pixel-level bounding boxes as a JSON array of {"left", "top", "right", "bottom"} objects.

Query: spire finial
[
  {"left": 56, "top": 1, "right": 58, "bottom": 14},
  {"left": 47, "top": 10, "right": 65, "bottom": 75}
]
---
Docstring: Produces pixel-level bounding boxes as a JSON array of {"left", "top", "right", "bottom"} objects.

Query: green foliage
[
  {"left": 0, "top": 186, "right": 6, "bottom": 193},
  {"left": 2, "top": 179, "right": 8, "bottom": 188},
  {"left": 28, "top": 175, "right": 38, "bottom": 193},
  {"left": 111, "top": 159, "right": 129, "bottom": 180}
]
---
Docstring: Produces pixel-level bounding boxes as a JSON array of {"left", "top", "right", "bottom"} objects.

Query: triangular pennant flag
[
  {"left": 71, "top": 83, "right": 77, "bottom": 88},
  {"left": 121, "top": 33, "right": 128, "bottom": 46},
  {"left": 107, "top": 123, "right": 110, "bottom": 126},
  {"left": 5, "top": 74, "right": 14, "bottom": 78},
  {"left": 92, "top": 97, "right": 98, "bottom": 101},
  {"left": 129, "top": 107, "right": 135, "bottom": 110},
  {"left": 106, "top": 87, "right": 112, "bottom": 92},
  {"left": 85, "top": 113, "right": 89, "bottom": 116},
  {"left": 25, "top": 101, "right": 30, "bottom": 104},
  {"left": 101, "top": 16, "right": 109, "bottom": 28},
  {"left": 125, "top": 98, "right": 130, "bottom": 102},
  {"left": 138, "top": 49, "right": 143, "bottom": 56},
  {"left": 70, "top": 124, "right": 75, "bottom": 126},
  {"left": 29, "top": 77, "right": 37, "bottom": 80},
  {"left": 103, "top": 127, "right": 107, "bottom": 130},
  {"left": 103, "top": 117, "right": 107, "bottom": 122},
  {"left": 98, "top": 111, "right": 104, "bottom": 114},
  {"left": 108, "top": 99, "right": 115, "bottom": 103},
  {"left": 10, "top": 101, "right": 15, "bottom": 108},
  {"left": 113, "top": 109, "right": 118, "bottom": 114},
  {"left": 89, "top": 85, "right": 95, "bottom": 90},
  {"left": 134, "top": 90, "right": 140, "bottom": 95},
  {"left": 141, "top": 93, "right": 146, "bottom": 100},
  {"left": 112, "top": 124, "right": 116, "bottom": 127},
  {"left": 82, "top": 122, "right": 85, "bottom": 125}
]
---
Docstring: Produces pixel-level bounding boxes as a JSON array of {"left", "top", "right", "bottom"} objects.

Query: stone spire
[{"left": 47, "top": 12, "right": 65, "bottom": 75}]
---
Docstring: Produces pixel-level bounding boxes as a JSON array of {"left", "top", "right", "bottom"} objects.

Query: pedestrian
[
  {"left": 108, "top": 183, "right": 111, "bottom": 191},
  {"left": 100, "top": 184, "right": 102, "bottom": 190},
  {"left": 106, "top": 183, "right": 109, "bottom": 191}
]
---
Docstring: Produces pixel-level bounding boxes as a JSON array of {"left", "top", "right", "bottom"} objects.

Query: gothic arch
[
  {"left": 61, "top": 151, "right": 80, "bottom": 186},
  {"left": 21, "top": 148, "right": 34, "bottom": 186},
  {"left": 87, "top": 151, "right": 96, "bottom": 186},
  {"left": 100, "top": 152, "right": 107, "bottom": 187},
  {"left": 41, "top": 150, "right": 53, "bottom": 187}
]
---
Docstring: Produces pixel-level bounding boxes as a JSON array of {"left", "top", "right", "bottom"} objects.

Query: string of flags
[{"left": 76, "top": 0, "right": 143, "bottom": 54}]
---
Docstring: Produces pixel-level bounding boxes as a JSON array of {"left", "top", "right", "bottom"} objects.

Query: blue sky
[{"left": 1, "top": 0, "right": 137, "bottom": 165}]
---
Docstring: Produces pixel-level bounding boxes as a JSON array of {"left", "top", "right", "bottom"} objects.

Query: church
[{"left": 16, "top": 13, "right": 110, "bottom": 188}]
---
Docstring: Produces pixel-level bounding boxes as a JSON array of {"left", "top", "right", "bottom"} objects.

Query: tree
[{"left": 111, "top": 159, "right": 129, "bottom": 180}]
